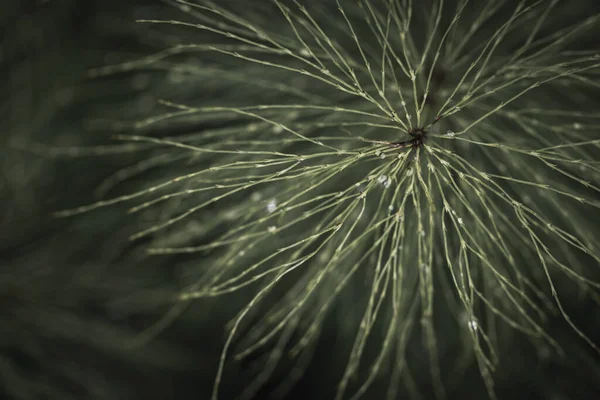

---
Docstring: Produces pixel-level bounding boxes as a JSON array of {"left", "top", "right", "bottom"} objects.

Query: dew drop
[
  {"left": 444, "top": 130, "right": 455, "bottom": 138},
  {"left": 378, "top": 175, "right": 392, "bottom": 188},
  {"left": 468, "top": 319, "right": 478, "bottom": 331},
  {"left": 266, "top": 199, "right": 277, "bottom": 213}
]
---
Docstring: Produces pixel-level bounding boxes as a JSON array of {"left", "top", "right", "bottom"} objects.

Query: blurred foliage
[
  {"left": 0, "top": 1, "right": 206, "bottom": 399},
  {"left": 1, "top": 0, "right": 600, "bottom": 399}
]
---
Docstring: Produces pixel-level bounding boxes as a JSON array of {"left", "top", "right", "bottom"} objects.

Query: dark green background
[{"left": 2, "top": 1, "right": 599, "bottom": 399}]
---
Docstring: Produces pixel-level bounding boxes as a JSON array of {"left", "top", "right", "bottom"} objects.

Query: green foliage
[{"left": 51, "top": 0, "right": 600, "bottom": 398}]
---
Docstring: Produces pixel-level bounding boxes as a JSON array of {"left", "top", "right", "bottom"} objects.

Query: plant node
[{"left": 390, "top": 127, "right": 428, "bottom": 149}]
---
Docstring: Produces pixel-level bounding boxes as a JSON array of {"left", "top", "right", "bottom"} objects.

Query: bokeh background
[{"left": 2, "top": 1, "right": 600, "bottom": 399}]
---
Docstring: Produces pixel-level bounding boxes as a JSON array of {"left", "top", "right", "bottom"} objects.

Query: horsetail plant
[{"left": 53, "top": 0, "right": 600, "bottom": 398}]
